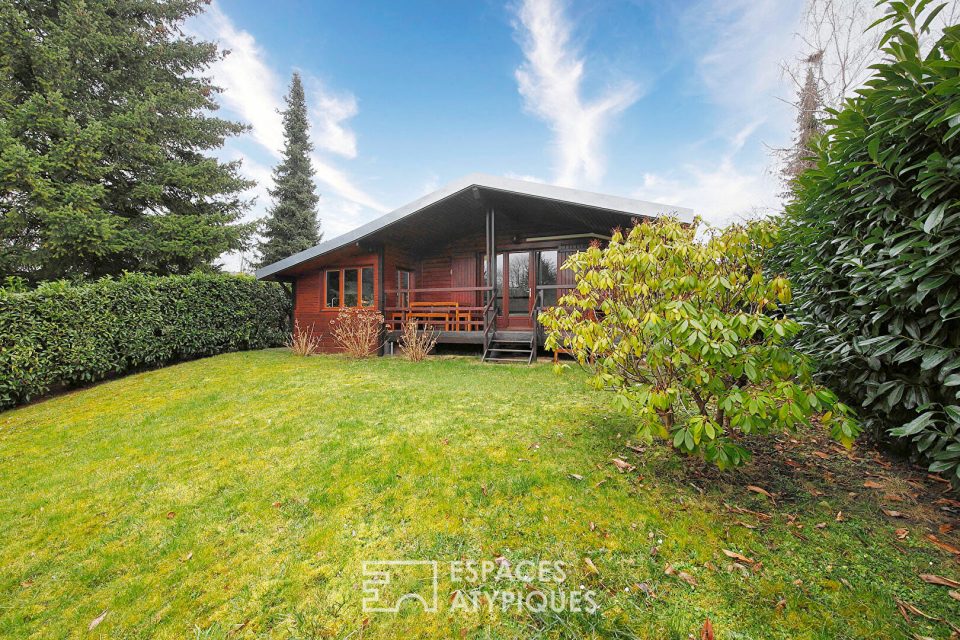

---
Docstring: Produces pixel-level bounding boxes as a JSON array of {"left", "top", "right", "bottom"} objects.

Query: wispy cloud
[
  {"left": 629, "top": 0, "right": 805, "bottom": 224},
  {"left": 307, "top": 79, "right": 359, "bottom": 159},
  {"left": 187, "top": 2, "right": 386, "bottom": 213},
  {"left": 687, "top": 0, "right": 803, "bottom": 127},
  {"left": 633, "top": 157, "right": 778, "bottom": 228},
  {"left": 512, "top": 0, "right": 640, "bottom": 188}
]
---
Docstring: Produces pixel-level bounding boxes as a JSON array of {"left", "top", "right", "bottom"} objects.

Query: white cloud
[
  {"left": 307, "top": 80, "right": 359, "bottom": 159},
  {"left": 419, "top": 172, "right": 440, "bottom": 197},
  {"left": 632, "top": 119, "right": 779, "bottom": 227},
  {"left": 512, "top": 0, "right": 640, "bottom": 188},
  {"left": 187, "top": 2, "right": 386, "bottom": 213},
  {"left": 633, "top": 157, "right": 779, "bottom": 229},
  {"left": 503, "top": 172, "right": 548, "bottom": 184},
  {"left": 688, "top": 0, "right": 804, "bottom": 128},
  {"left": 628, "top": 0, "right": 803, "bottom": 226},
  {"left": 190, "top": 4, "right": 284, "bottom": 153}
]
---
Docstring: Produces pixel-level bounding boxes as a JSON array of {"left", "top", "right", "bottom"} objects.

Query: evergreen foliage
[
  {"left": 0, "top": 0, "right": 254, "bottom": 282},
  {"left": 256, "top": 72, "right": 321, "bottom": 268},
  {"left": 773, "top": 1, "right": 960, "bottom": 479},
  {"left": 0, "top": 272, "right": 290, "bottom": 409}
]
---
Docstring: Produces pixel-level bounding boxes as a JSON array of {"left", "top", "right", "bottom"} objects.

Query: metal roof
[{"left": 255, "top": 173, "right": 694, "bottom": 280}]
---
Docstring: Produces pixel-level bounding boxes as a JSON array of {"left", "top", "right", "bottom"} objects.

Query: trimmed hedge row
[{"left": 0, "top": 272, "right": 290, "bottom": 409}]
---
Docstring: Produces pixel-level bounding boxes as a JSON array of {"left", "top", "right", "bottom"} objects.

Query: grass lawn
[{"left": 1, "top": 350, "right": 959, "bottom": 639}]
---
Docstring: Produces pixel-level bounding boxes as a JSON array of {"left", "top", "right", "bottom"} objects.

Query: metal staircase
[
  {"left": 482, "top": 331, "right": 537, "bottom": 364},
  {"left": 480, "top": 295, "right": 541, "bottom": 364}
]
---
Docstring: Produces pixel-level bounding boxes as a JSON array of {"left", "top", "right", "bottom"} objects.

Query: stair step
[
  {"left": 488, "top": 347, "right": 532, "bottom": 353},
  {"left": 485, "top": 357, "right": 530, "bottom": 362}
]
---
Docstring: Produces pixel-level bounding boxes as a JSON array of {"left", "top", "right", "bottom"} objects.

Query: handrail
[
  {"left": 530, "top": 289, "right": 544, "bottom": 351},
  {"left": 482, "top": 294, "right": 497, "bottom": 354},
  {"left": 384, "top": 285, "right": 494, "bottom": 294}
]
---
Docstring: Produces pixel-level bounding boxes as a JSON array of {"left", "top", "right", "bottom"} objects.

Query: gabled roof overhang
[{"left": 255, "top": 173, "right": 693, "bottom": 280}]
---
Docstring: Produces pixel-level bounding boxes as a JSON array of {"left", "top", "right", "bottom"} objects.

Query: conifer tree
[
  {"left": 0, "top": 0, "right": 255, "bottom": 282},
  {"left": 257, "top": 73, "right": 321, "bottom": 268},
  {"left": 780, "top": 51, "right": 826, "bottom": 191}
]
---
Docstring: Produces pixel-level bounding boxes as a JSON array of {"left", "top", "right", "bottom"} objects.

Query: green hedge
[
  {"left": 773, "top": 6, "right": 960, "bottom": 479},
  {"left": 0, "top": 272, "right": 290, "bottom": 409}
]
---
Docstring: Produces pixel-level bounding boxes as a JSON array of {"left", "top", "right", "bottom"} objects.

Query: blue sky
[{"left": 188, "top": 0, "right": 813, "bottom": 268}]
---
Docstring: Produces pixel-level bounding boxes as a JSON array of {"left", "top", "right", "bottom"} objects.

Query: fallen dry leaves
[
  {"left": 583, "top": 557, "right": 599, "bottom": 575},
  {"left": 725, "top": 503, "right": 772, "bottom": 521},
  {"left": 88, "top": 610, "right": 108, "bottom": 631},
  {"left": 919, "top": 574, "right": 960, "bottom": 588},
  {"left": 881, "top": 508, "right": 905, "bottom": 518},
  {"left": 895, "top": 598, "right": 960, "bottom": 635},
  {"left": 610, "top": 458, "right": 636, "bottom": 473},
  {"left": 722, "top": 549, "right": 756, "bottom": 565},
  {"left": 701, "top": 617, "right": 715, "bottom": 640},
  {"left": 926, "top": 534, "right": 960, "bottom": 556},
  {"left": 864, "top": 480, "right": 884, "bottom": 489},
  {"left": 896, "top": 599, "right": 937, "bottom": 623},
  {"left": 747, "top": 485, "right": 774, "bottom": 501},
  {"left": 665, "top": 564, "right": 698, "bottom": 587}
]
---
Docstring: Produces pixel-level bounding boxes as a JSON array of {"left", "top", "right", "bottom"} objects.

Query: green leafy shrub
[
  {"left": 772, "top": 2, "right": 960, "bottom": 479},
  {"left": 0, "top": 272, "right": 290, "bottom": 409},
  {"left": 539, "top": 217, "right": 858, "bottom": 469}
]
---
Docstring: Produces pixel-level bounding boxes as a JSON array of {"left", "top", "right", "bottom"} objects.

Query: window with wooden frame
[
  {"left": 396, "top": 269, "right": 414, "bottom": 307},
  {"left": 324, "top": 267, "right": 375, "bottom": 308}
]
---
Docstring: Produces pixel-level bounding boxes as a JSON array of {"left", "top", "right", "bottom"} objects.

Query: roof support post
[{"left": 486, "top": 206, "right": 496, "bottom": 303}]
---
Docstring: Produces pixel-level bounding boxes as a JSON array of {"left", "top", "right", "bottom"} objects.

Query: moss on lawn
[{"left": 0, "top": 350, "right": 957, "bottom": 639}]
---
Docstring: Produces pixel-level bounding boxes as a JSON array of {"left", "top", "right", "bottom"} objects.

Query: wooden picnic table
[{"left": 408, "top": 301, "right": 459, "bottom": 331}]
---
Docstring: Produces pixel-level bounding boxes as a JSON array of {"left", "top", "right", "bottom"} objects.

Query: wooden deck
[{"left": 385, "top": 329, "right": 534, "bottom": 345}]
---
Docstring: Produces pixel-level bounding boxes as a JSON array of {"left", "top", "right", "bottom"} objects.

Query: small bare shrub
[
  {"left": 287, "top": 320, "right": 321, "bottom": 356},
  {"left": 331, "top": 307, "right": 385, "bottom": 358},
  {"left": 398, "top": 320, "right": 438, "bottom": 362}
]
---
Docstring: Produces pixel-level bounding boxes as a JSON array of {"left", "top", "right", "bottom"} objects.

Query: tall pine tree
[
  {"left": 257, "top": 73, "right": 321, "bottom": 268},
  {"left": 0, "top": 0, "right": 254, "bottom": 282}
]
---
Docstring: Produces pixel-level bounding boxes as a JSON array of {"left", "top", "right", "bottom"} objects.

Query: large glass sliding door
[
  {"left": 491, "top": 249, "right": 561, "bottom": 328},
  {"left": 493, "top": 252, "right": 533, "bottom": 328},
  {"left": 537, "top": 250, "right": 558, "bottom": 307},
  {"left": 507, "top": 252, "right": 530, "bottom": 316}
]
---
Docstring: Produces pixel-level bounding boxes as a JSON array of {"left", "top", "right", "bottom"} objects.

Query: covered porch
[{"left": 254, "top": 174, "right": 692, "bottom": 359}]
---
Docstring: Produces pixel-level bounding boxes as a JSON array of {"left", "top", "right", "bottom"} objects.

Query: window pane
[
  {"left": 538, "top": 250, "right": 558, "bottom": 307},
  {"left": 361, "top": 267, "right": 374, "bottom": 307},
  {"left": 343, "top": 269, "right": 359, "bottom": 307},
  {"left": 326, "top": 271, "right": 340, "bottom": 307},
  {"left": 508, "top": 252, "right": 529, "bottom": 315},
  {"left": 397, "top": 270, "right": 410, "bottom": 307}
]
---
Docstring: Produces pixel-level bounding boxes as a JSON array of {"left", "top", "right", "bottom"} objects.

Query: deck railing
[
  {"left": 383, "top": 286, "right": 494, "bottom": 332},
  {"left": 383, "top": 284, "right": 575, "bottom": 335}
]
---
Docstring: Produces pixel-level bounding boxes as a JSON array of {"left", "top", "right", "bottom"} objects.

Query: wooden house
[{"left": 255, "top": 174, "right": 692, "bottom": 361}]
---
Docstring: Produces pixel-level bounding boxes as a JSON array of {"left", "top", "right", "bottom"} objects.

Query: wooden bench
[{"left": 408, "top": 301, "right": 459, "bottom": 331}]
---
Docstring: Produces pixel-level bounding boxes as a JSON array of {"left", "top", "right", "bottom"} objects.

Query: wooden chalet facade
[{"left": 255, "top": 174, "right": 692, "bottom": 361}]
